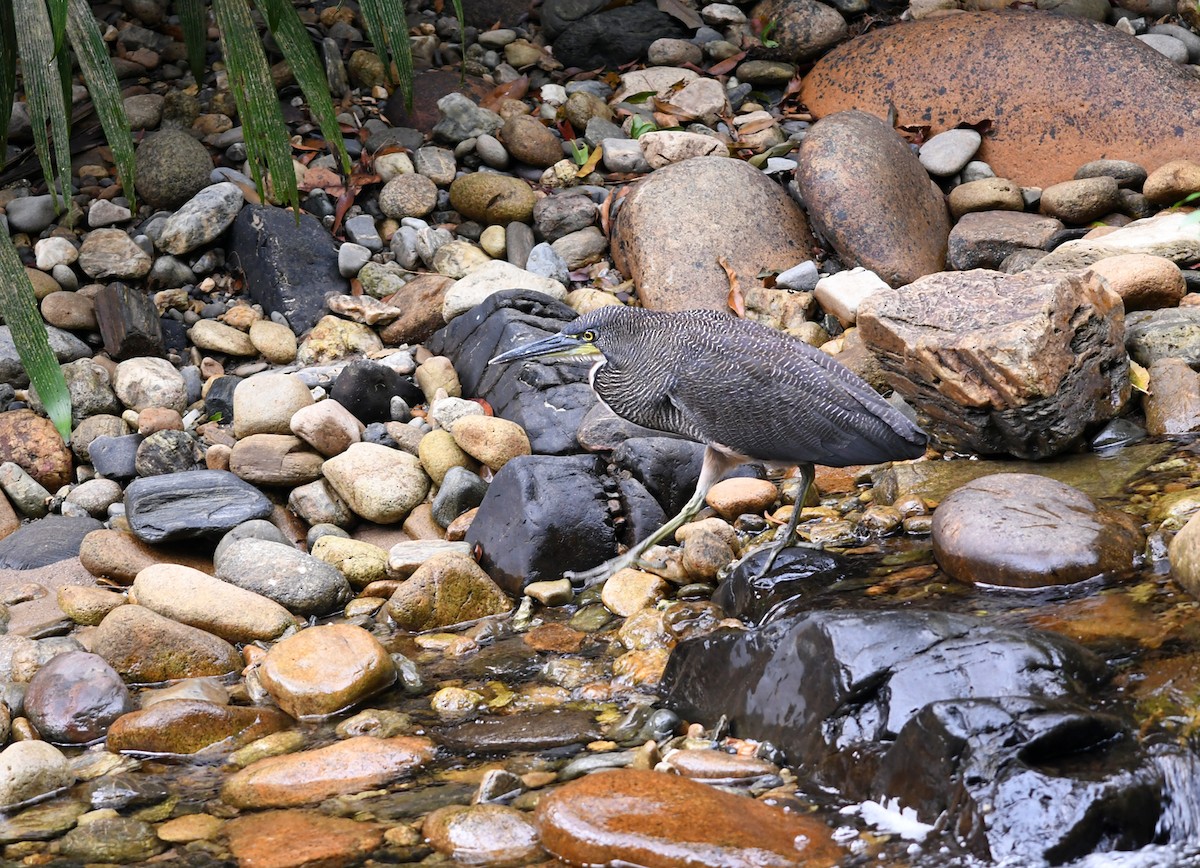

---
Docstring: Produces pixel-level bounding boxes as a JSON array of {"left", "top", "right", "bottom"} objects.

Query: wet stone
[
  {"left": 386, "top": 551, "right": 513, "bottom": 630},
  {"left": 258, "top": 624, "right": 396, "bottom": 718},
  {"left": 0, "top": 799, "right": 87, "bottom": 844},
  {"left": 106, "top": 699, "right": 291, "bottom": 754},
  {"left": 23, "top": 651, "right": 133, "bottom": 745},
  {"left": 225, "top": 809, "right": 384, "bottom": 868},
  {"left": 424, "top": 803, "right": 541, "bottom": 864},
  {"left": 536, "top": 768, "right": 840, "bottom": 867},
  {"left": 437, "top": 709, "right": 603, "bottom": 753},
  {"left": 0, "top": 740, "right": 73, "bottom": 810},
  {"left": 59, "top": 816, "right": 162, "bottom": 863},
  {"left": 91, "top": 604, "right": 241, "bottom": 683}
]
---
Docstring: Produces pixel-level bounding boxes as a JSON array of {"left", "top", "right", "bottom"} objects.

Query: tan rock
[
  {"left": 131, "top": 563, "right": 296, "bottom": 642},
  {"left": 289, "top": 400, "right": 364, "bottom": 457},
  {"left": 92, "top": 605, "right": 241, "bottom": 682},
  {"left": 189, "top": 319, "right": 257, "bottom": 356},
  {"left": 1086, "top": 254, "right": 1185, "bottom": 312},
  {"left": 379, "top": 274, "right": 456, "bottom": 345},
  {"left": 1143, "top": 158, "right": 1200, "bottom": 205},
  {"left": 258, "top": 624, "right": 396, "bottom": 718},
  {"left": 309, "top": 536, "right": 388, "bottom": 589},
  {"left": 414, "top": 356, "right": 461, "bottom": 401},
  {"left": 228, "top": 434, "right": 324, "bottom": 487},
  {"left": 0, "top": 409, "right": 73, "bottom": 491},
  {"left": 323, "top": 442, "right": 431, "bottom": 524},
  {"left": 450, "top": 416, "right": 531, "bottom": 471},
  {"left": 296, "top": 315, "right": 383, "bottom": 366},
  {"left": 221, "top": 736, "right": 435, "bottom": 808},
  {"left": 1145, "top": 358, "right": 1200, "bottom": 436},
  {"left": 232, "top": 374, "right": 314, "bottom": 438},
  {"left": 948, "top": 177, "right": 1025, "bottom": 218},
  {"left": 386, "top": 551, "right": 512, "bottom": 630},
  {"left": 250, "top": 320, "right": 298, "bottom": 364},
  {"left": 705, "top": 477, "right": 777, "bottom": 519},
  {"left": 106, "top": 699, "right": 291, "bottom": 754},
  {"left": 600, "top": 568, "right": 669, "bottom": 616},
  {"left": 418, "top": 430, "right": 477, "bottom": 486},
  {"left": 57, "top": 585, "right": 124, "bottom": 626},
  {"left": 79, "top": 529, "right": 214, "bottom": 584}
]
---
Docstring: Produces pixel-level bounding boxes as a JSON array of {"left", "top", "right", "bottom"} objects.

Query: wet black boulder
[
  {"left": 466, "top": 453, "right": 665, "bottom": 595},
  {"left": 331, "top": 360, "right": 423, "bottom": 424},
  {"left": 713, "top": 547, "right": 858, "bottom": 625}
]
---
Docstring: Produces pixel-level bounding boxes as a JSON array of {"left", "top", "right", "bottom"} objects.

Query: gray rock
[
  {"left": 1148, "top": 23, "right": 1200, "bottom": 62},
  {"left": 215, "top": 538, "right": 353, "bottom": 616},
  {"left": 148, "top": 254, "right": 195, "bottom": 287},
  {"left": 0, "top": 463, "right": 49, "bottom": 518},
  {"left": 157, "top": 182, "right": 244, "bottom": 255},
  {"left": 918, "top": 128, "right": 982, "bottom": 176},
  {"left": 390, "top": 226, "right": 420, "bottom": 271},
  {"left": 947, "top": 211, "right": 1064, "bottom": 270},
  {"left": 4, "top": 195, "right": 59, "bottom": 234},
  {"left": 133, "top": 429, "right": 203, "bottom": 477},
  {"left": 525, "top": 243, "right": 571, "bottom": 284},
  {"left": 87, "top": 199, "right": 133, "bottom": 228},
  {"left": 135, "top": 129, "right": 213, "bottom": 211},
  {"left": 1138, "top": 33, "right": 1188, "bottom": 64},
  {"left": 343, "top": 214, "right": 383, "bottom": 252},
  {"left": 432, "top": 93, "right": 503, "bottom": 144},
  {"left": 124, "top": 470, "right": 274, "bottom": 543},
  {"left": 506, "top": 221, "right": 535, "bottom": 269},
  {"left": 0, "top": 515, "right": 102, "bottom": 568},
  {"left": 1125, "top": 307, "right": 1200, "bottom": 369},
  {"left": 0, "top": 741, "right": 73, "bottom": 810},
  {"left": 0, "top": 326, "right": 88, "bottom": 390},
  {"left": 533, "top": 192, "right": 598, "bottom": 242},
  {"left": 775, "top": 260, "right": 820, "bottom": 291},
  {"left": 338, "top": 242, "right": 372, "bottom": 278},
  {"left": 28, "top": 358, "right": 119, "bottom": 425},
  {"left": 414, "top": 146, "right": 457, "bottom": 185},
  {"left": 475, "top": 134, "right": 510, "bottom": 169},
  {"left": 214, "top": 518, "right": 290, "bottom": 563},
  {"left": 59, "top": 816, "right": 162, "bottom": 863},
  {"left": 87, "top": 433, "right": 142, "bottom": 479},
  {"left": 431, "top": 466, "right": 489, "bottom": 528},
  {"left": 288, "top": 478, "right": 355, "bottom": 527},
  {"left": 1074, "top": 159, "right": 1148, "bottom": 189}
]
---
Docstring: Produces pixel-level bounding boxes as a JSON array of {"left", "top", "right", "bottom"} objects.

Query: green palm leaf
[
  {"left": 0, "top": 0, "right": 15, "bottom": 158},
  {"left": 13, "top": 0, "right": 71, "bottom": 209},
  {"left": 358, "top": 0, "right": 413, "bottom": 110},
  {"left": 66, "top": 0, "right": 137, "bottom": 210},
  {"left": 177, "top": 0, "right": 207, "bottom": 83},
  {"left": 211, "top": 0, "right": 297, "bottom": 210},
  {"left": 0, "top": 234, "right": 71, "bottom": 442},
  {"left": 257, "top": 0, "right": 351, "bottom": 175}
]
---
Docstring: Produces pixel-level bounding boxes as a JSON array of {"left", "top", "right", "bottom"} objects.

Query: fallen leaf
[
  {"left": 1130, "top": 359, "right": 1151, "bottom": 394},
  {"left": 480, "top": 76, "right": 530, "bottom": 110},
  {"left": 298, "top": 166, "right": 344, "bottom": 192},
  {"left": 735, "top": 116, "right": 778, "bottom": 136},
  {"left": 719, "top": 256, "right": 745, "bottom": 317},
  {"left": 657, "top": 0, "right": 702, "bottom": 28},
  {"left": 707, "top": 50, "right": 747, "bottom": 77},
  {"left": 577, "top": 143, "right": 604, "bottom": 176}
]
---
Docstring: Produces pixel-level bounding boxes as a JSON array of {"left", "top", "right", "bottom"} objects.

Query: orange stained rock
[
  {"left": 536, "top": 768, "right": 840, "bottom": 867},
  {"left": 801, "top": 11, "right": 1200, "bottom": 188}
]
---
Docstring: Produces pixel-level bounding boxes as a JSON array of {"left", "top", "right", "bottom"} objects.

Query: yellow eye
[{"left": 582, "top": 330, "right": 597, "bottom": 342}]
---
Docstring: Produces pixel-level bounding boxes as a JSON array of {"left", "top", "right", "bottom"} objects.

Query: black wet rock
[
  {"left": 431, "top": 466, "right": 488, "bottom": 528},
  {"left": 124, "top": 469, "right": 273, "bottom": 543},
  {"left": 467, "top": 454, "right": 665, "bottom": 594},
  {"left": 436, "top": 709, "right": 602, "bottom": 752},
  {"left": 428, "top": 290, "right": 596, "bottom": 455},
  {"left": 203, "top": 375, "right": 241, "bottom": 423},
  {"left": 610, "top": 437, "right": 704, "bottom": 518},
  {"left": 227, "top": 204, "right": 348, "bottom": 335},
  {"left": 330, "top": 360, "right": 423, "bottom": 424},
  {"left": 0, "top": 515, "right": 103, "bottom": 568},
  {"left": 661, "top": 609, "right": 1107, "bottom": 778},
  {"left": 875, "top": 697, "right": 1165, "bottom": 864},
  {"left": 87, "top": 433, "right": 143, "bottom": 479},
  {"left": 23, "top": 651, "right": 133, "bottom": 745},
  {"left": 550, "top": 0, "right": 690, "bottom": 68},
  {"left": 713, "top": 547, "right": 857, "bottom": 625}
]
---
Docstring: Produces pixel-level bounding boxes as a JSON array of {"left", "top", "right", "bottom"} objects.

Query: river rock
[
  {"left": 221, "top": 735, "right": 435, "bottom": 808},
  {"left": 258, "top": 623, "right": 396, "bottom": 718},
  {"left": 131, "top": 563, "right": 296, "bottom": 642},
  {"left": 79, "top": 528, "right": 214, "bottom": 583},
  {"left": 124, "top": 470, "right": 273, "bottom": 542},
  {"left": 228, "top": 204, "right": 348, "bottom": 335},
  {"left": 58, "top": 816, "right": 162, "bottom": 863},
  {"left": 106, "top": 699, "right": 291, "bottom": 754},
  {"left": 1167, "top": 506, "right": 1200, "bottom": 599},
  {"left": 330, "top": 359, "right": 422, "bottom": 424},
  {"left": 158, "top": 182, "right": 244, "bottom": 255},
  {"left": 858, "top": 269, "right": 1129, "bottom": 459},
  {"left": 800, "top": 11, "right": 1200, "bottom": 187},
  {"left": 0, "top": 741, "right": 73, "bottom": 810},
  {"left": 228, "top": 434, "right": 324, "bottom": 487},
  {"left": 225, "top": 810, "right": 384, "bottom": 868},
  {"left": 467, "top": 454, "right": 665, "bottom": 595},
  {"left": 448, "top": 172, "right": 536, "bottom": 225},
  {"left": 135, "top": 129, "right": 213, "bottom": 210},
  {"left": 0, "top": 515, "right": 102, "bottom": 569},
  {"left": 113, "top": 356, "right": 187, "bottom": 413},
  {"left": 932, "top": 473, "right": 1143, "bottom": 587},
  {"left": 662, "top": 609, "right": 1105, "bottom": 776},
  {"left": 1125, "top": 307, "right": 1200, "bottom": 369},
  {"left": 425, "top": 804, "right": 541, "bottom": 864},
  {"left": 323, "top": 442, "right": 431, "bottom": 524},
  {"left": 610, "top": 156, "right": 815, "bottom": 310},
  {"left": 232, "top": 373, "right": 315, "bottom": 438},
  {"left": 215, "top": 538, "right": 352, "bottom": 616},
  {"left": 23, "top": 651, "right": 132, "bottom": 745},
  {"left": 78, "top": 229, "right": 152, "bottom": 280},
  {"left": 1086, "top": 254, "right": 1185, "bottom": 311},
  {"left": 310, "top": 536, "right": 388, "bottom": 588},
  {"left": 798, "top": 111, "right": 948, "bottom": 286},
  {"left": 1035, "top": 211, "right": 1200, "bottom": 271},
  {"left": 1145, "top": 358, "right": 1200, "bottom": 435},
  {"left": 387, "top": 551, "right": 513, "bottom": 630},
  {"left": 92, "top": 604, "right": 241, "bottom": 683},
  {"left": 0, "top": 409, "right": 71, "bottom": 492},
  {"left": 947, "top": 210, "right": 1065, "bottom": 270},
  {"left": 450, "top": 415, "right": 531, "bottom": 471},
  {"left": 290, "top": 399, "right": 364, "bottom": 457},
  {"left": 537, "top": 768, "right": 840, "bottom": 867},
  {"left": 0, "top": 324, "right": 89, "bottom": 389},
  {"left": 550, "top": 1, "right": 690, "bottom": 68}
]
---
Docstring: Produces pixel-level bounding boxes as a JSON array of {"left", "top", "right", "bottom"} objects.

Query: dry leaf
[
  {"left": 577, "top": 143, "right": 604, "bottom": 177},
  {"left": 707, "top": 50, "right": 747, "bottom": 77},
  {"left": 657, "top": 0, "right": 702, "bottom": 28},
  {"left": 298, "top": 166, "right": 343, "bottom": 192},
  {"left": 735, "top": 117, "right": 778, "bottom": 136},
  {"left": 480, "top": 76, "right": 530, "bottom": 110},
  {"left": 1130, "top": 359, "right": 1151, "bottom": 394},
  {"left": 719, "top": 256, "right": 745, "bottom": 317}
]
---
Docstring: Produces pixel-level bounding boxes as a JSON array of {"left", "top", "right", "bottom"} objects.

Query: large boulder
[
  {"left": 858, "top": 269, "right": 1129, "bottom": 459},
  {"left": 800, "top": 11, "right": 1200, "bottom": 187},
  {"left": 610, "top": 157, "right": 815, "bottom": 311},
  {"left": 797, "top": 110, "right": 949, "bottom": 286}
]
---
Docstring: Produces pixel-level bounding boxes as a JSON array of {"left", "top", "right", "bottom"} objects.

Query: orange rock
[
  {"left": 224, "top": 809, "right": 383, "bottom": 868},
  {"left": 523, "top": 622, "right": 586, "bottom": 653},
  {"left": 0, "top": 408, "right": 72, "bottom": 491},
  {"left": 536, "top": 768, "right": 840, "bottom": 867},
  {"left": 106, "top": 699, "right": 291, "bottom": 755},
  {"left": 222, "top": 736, "right": 436, "bottom": 808},
  {"left": 257, "top": 624, "right": 396, "bottom": 719},
  {"left": 801, "top": 11, "right": 1200, "bottom": 187}
]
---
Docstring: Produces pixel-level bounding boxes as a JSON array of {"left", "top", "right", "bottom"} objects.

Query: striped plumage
[{"left": 577, "top": 307, "right": 927, "bottom": 466}]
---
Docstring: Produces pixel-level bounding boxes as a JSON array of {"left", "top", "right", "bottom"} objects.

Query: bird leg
[
  {"left": 565, "top": 445, "right": 744, "bottom": 588},
  {"left": 755, "top": 463, "right": 814, "bottom": 577}
]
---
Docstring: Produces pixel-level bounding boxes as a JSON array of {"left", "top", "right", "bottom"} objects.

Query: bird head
[{"left": 488, "top": 307, "right": 631, "bottom": 366}]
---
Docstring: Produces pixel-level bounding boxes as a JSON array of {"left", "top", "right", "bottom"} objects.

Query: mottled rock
[
  {"left": 0, "top": 409, "right": 72, "bottom": 491},
  {"left": 78, "top": 229, "right": 152, "bottom": 280},
  {"left": 216, "top": 538, "right": 352, "bottom": 616},
  {"left": 801, "top": 11, "right": 1200, "bottom": 187},
  {"left": 158, "top": 182, "right": 244, "bottom": 254},
  {"left": 859, "top": 269, "right": 1129, "bottom": 458},
  {"left": 296, "top": 315, "right": 383, "bottom": 366},
  {"left": 222, "top": 736, "right": 435, "bottom": 807},
  {"left": 135, "top": 129, "right": 213, "bottom": 210},
  {"left": 106, "top": 699, "right": 290, "bottom": 754},
  {"left": 611, "top": 157, "right": 815, "bottom": 310},
  {"left": 91, "top": 605, "right": 241, "bottom": 683},
  {"left": 113, "top": 356, "right": 187, "bottom": 413},
  {"left": 258, "top": 624, "right": 395, "bottom": 718},
  {"left": 449, "top": 173, "right": 537, "bottom": 225},
  {"left": 225, "top": 810, "right": 384, "bottom": 868},
  {"left": 537, "top": 769, "right": 839, "bottom": 867},
  {"left": 387, "top": 551, "right": 513, "bottom": 630},
  {"left": 1125, "top": 307, "right": 1200, "bottom": 369},
  {"left": 425, "top": 804, "right": 540, "bottom": 864},
  {"left": 24, "top": 651, "right": 132, "bottom": 745},
  {"left": 932, "top": 473, "right": 1143, "bottom": 587}
]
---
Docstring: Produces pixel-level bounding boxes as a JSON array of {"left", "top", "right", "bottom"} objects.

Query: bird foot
[{"left": 564, "top": 550, "right": 666, "bottom": 588}]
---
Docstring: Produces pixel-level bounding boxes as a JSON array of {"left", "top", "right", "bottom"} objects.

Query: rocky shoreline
[{"left": 6, "top": 0, "right": 1200, "bottom": 864}]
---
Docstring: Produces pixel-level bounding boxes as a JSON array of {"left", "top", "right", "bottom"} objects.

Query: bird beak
[{"left": 488, "top": 333, "right": 601, "bottom": 365}]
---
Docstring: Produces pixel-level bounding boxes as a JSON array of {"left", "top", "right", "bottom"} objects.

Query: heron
[{"left": 488, "top": 306, "right": 927, "bottom": 586}]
